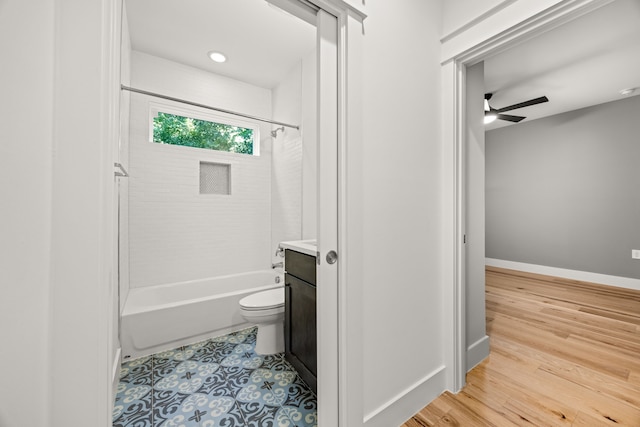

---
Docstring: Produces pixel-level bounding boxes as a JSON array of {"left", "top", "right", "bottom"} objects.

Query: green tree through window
[{"left": 153, "top": 112, "right": 254, "bottom": 154}]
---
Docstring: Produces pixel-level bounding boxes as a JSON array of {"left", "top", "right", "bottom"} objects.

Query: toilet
[{"left": 239, "top": 288, "right": 285, "bottom": 355}]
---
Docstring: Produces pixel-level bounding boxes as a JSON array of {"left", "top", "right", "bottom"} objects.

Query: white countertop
[{"left": 279, "top": 239, "right": 317, "bottom": 257}]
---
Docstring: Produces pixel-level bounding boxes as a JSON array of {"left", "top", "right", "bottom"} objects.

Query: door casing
[{"left": 443, "top": 0, "right": 616, "bottom": 393}]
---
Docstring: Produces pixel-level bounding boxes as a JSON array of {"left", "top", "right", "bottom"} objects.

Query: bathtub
[{"left": 121, "top": 270, "right": 282, "bottom": 360}]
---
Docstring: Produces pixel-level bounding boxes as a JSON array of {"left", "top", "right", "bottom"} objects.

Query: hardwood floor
[{"left": 402, "top": 266, "right": 640, "bottom": 426}]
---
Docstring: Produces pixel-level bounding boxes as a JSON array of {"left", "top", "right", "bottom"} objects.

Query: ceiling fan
[{"left": 484, "top": 93, "right": 549, "bottom": 124}]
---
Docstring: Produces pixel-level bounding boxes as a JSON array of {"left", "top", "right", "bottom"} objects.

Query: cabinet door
[{"left": 285, "top": 274, "right": 317, "bottom": 377}]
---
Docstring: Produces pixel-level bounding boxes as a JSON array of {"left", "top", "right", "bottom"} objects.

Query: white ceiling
[
  {"left": 126, "top": 0, "right": 640, "bottom": 126},
  {"left": 125, "top": 0, "right": 316, "bottom": 89},
  {"left": 484, "top": 0, "right": 640, "bottom": 130}
]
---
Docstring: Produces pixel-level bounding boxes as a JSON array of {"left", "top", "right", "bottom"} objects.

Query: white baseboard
[
  {"left": 466, "top": 335, "right": 490, "bottom": 372},
  {"left": 363, "top": 366, "right": 446, "bottom": 427},
  {"left": 486, "top": 258, "right": 640, "bottom": 291}
]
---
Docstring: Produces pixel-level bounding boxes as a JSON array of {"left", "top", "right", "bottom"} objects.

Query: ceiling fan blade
[
  {"left": 497, "top": 113, "right": 526, "bottom": 123},
  {"left": 496, "top": 96, "right": 549, "bottom": 113}
]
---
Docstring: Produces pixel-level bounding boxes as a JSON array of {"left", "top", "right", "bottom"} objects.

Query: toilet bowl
[{"left": 239, "top": 287, "right": 285, "bottom": 355}]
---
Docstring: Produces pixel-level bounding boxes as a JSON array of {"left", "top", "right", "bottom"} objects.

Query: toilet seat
[{"left": 239, "top": 288, "right": 284, "bottom": 311}]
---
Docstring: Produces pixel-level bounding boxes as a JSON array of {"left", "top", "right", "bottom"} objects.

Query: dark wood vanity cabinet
[{"left": 284, "top": 249, "right": 317, "bottom": 393}]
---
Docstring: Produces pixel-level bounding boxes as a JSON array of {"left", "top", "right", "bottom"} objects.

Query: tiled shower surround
[{"left": 113, "top": 327, "right": 317, "bottom": 427}]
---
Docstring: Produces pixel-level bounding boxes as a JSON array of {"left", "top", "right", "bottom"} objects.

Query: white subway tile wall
[{"left": 128, "top": 52, "right": 273, "bottom": 288}]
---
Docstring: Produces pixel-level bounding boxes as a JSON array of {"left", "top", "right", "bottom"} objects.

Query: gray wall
[{"left": 486, "top": 95, "right": 640, "bottom": 280}]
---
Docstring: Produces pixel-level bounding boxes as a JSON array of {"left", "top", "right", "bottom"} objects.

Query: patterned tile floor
[{"left": 113, "top": 327, "right": 317, "bottom": 427}]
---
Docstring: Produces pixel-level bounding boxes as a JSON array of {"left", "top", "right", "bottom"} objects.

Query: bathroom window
[{"left": 150, "top": 105, "right": 260, "bottom": 155}]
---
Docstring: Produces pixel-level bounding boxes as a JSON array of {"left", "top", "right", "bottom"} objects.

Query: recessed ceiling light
[
  {"left": 620, "top": 88, "right": 636, "bottom": 96},
  {"left": 208, "top": 51, "right": 227, "bottom": 63}
]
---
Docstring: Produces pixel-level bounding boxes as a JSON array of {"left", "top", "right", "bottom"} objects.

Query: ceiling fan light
[{"left": 484, "top": 112, "right": 497, "bottom": 124}]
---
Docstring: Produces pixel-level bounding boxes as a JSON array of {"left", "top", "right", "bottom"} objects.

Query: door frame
[
  {"left": 60, "top": 0, "right": 364, "bottom": 424},
  {"left": 443, "top": 0, "right": 616, "bottom": 392}
]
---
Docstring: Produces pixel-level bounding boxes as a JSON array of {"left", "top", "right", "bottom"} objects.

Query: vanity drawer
[{"left": 284, "top": 249, "right": 316, "bottom": 285}]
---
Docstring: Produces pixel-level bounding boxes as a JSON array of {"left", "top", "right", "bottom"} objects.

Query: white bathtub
[{"left": 121, "top": 270, "right": 282, "bottom": 360}]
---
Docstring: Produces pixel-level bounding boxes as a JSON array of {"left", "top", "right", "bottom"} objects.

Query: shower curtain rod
[{"left": 120, "top": 85, "right": 300, "bottom": 130}]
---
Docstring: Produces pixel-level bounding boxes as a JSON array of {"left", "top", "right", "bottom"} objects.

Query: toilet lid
[{"left": 240, "top": 288, "right": 284, "bottom": 310}]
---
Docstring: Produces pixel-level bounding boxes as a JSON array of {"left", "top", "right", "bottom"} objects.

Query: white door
[
  {"left": 315, "top": 8, "right": 339, "bottom": 426},
  {"left": 276, "top": 1, "right": 341, "bottom": 422},
  {"left": 274, "top": 1, "right": 341, "bottom": 421}
]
